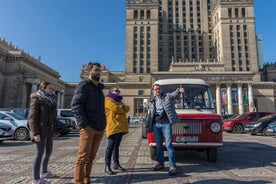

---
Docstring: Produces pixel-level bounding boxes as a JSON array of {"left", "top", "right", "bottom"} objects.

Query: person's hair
[
  {"left": 110, "top": 85, "right": 120, "bottom": 93},
  {"left": 38, "top": 81, "right": 51, "bottom": 91},
  {"left": 151, "top": 83, "right": 160, "bottom": 90},
  {"left": 80, "top": 62, "right": 101, "bottom": 79}
]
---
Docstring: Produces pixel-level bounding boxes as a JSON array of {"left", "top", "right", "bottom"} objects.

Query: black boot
[
  {"left": 114, "top": 163, "right": 126, "bottom": 171},
  {"left": 105, "top": 165, "right": 114, "bottom": 175}
]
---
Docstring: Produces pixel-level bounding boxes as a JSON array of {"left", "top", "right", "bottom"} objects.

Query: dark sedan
[{"left": 245, "top": 114, "right": 276, "bottom": 135}]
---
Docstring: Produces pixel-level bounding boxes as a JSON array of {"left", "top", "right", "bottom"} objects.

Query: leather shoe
[
  {"left": 114, "top": 163, "right": 126, "bottom": 171},
  {"left": 105, "top": 166, "right": 114, "bottom": 175}
]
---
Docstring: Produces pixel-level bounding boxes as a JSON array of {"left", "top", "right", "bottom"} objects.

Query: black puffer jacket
[
  {"left": 28, "top": 93, "right": 57, "bottom": 138},
  {"left": 71, "top": 77, "right": 106, "bottom": 131}
]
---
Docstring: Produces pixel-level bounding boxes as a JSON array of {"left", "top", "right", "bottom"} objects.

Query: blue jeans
[
  {"left": 105, "top": 133, "right": 123, "bottom": 166},
  {"left": 153, "top": 123, "right": 176, "bottom": 167},
  {"left": 33, "top": 137, "right": 53, "bottom": 180}
]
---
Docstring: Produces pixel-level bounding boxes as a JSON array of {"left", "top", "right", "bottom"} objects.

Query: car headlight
[
  {"left": 253, "top": 122, "right": 262, "bottom": 127},
  {"left": 210, "top": 122, "right": 221, "bottom": 133}
]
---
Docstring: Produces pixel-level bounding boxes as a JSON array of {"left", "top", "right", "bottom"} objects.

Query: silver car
[{"left": 0, "top": 111, "right": 31, "bottom": 141}]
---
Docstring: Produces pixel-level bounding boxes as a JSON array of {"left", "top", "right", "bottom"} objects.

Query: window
[{"left": 138, "top": 90, "right": 144, "bottom": 96}]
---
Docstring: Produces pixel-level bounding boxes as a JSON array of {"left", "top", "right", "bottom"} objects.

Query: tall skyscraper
[{"left": 126, "top": 0, "right": 259, "bottom": 74}]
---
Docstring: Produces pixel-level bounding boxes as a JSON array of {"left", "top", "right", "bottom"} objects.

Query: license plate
[{"left": 175, "top": 136, "right": 198, "bottom": 143}]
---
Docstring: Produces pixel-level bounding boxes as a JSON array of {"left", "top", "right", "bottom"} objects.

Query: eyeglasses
[
  {"left": 92, "top": 68, "right": 102, "bottom": 72},
  {"left": 114, "top": 89, "right": 120, "bottom": 93},
  {"left": 153, "top": 88, "right": 160, "bottom": 91}
]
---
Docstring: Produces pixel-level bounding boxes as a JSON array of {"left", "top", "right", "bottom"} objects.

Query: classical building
[
  {"left": 1, "top": 0, "right": 275, "bottom": 118},
  {"left": 0, "top": 39, "right": 66, "bottom": 108},
  {"left": 122, "top": 0, "right": 276, "bottom": 116}
]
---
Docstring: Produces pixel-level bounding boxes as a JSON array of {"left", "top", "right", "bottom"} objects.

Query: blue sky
[{"left": 0, "top": 0, "right": 275, "bottom": 82}]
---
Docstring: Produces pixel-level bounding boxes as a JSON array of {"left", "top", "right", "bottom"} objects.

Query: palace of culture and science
[{"left": 0, "top": 0, "right": 276, "bottom": 117}]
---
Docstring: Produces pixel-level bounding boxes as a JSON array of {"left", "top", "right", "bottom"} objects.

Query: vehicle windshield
[
  {"left": 60, "top": 110, "right": 74, "bottom": 117},
  {"left": 6, "top": 112, "right": 26, "bottom": 120},
  {"left": 151, "top": 84, "right": 214, "bottom": 109}
]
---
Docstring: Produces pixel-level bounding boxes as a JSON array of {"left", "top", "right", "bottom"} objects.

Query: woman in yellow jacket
[{"left": 104, "top": 86, "right": 130, "bottom": 175}]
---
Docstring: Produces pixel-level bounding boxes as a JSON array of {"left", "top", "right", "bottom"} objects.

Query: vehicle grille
[{"left": 172, "top": 121, "right": 202, "bottom": 134}]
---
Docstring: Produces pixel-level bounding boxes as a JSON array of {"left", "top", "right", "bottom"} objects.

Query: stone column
[
  {"left": 237, "top": 83, "right": 244, "bottom": 114},
  {"left": 60, "top": 90, "right": 65, "bottom": 108},
  {"left": 57, "top": 92, "right": 61, "bottom": 109},
  {"left": 216, "top": 83, "right": 222, "bottom": 115},
  {"left": 227, "top": 83, "right": 233, "bottom": 114},
  {"left": 248, "top": 83, "right": 255, "bottom": 112},
  {"left": 21, "top": 83, "right": 27, "bottom": 108}
]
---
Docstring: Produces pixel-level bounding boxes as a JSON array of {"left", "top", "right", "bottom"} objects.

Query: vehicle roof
[{"left": 153, "top": 79, "right": 208, "bottom": 86}]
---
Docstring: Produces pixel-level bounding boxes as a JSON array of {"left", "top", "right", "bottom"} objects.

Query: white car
[
  {"left": 129, "top": 117, "right": 142, "bottom": 124},
  {"left": 0, "top": 111, "right": 31, "bottom": 141},
  {"left": 57, "top": 109, "right": 78, "bottom": 129}
]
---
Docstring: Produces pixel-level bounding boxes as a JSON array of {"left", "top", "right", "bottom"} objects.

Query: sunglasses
[{"left": 114, "top": 89, "right": 120, "bottom": 93}]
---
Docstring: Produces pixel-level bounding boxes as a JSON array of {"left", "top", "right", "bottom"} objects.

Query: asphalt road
[{"left": 0, "top": 124, "right": 276, "bottom": 184}]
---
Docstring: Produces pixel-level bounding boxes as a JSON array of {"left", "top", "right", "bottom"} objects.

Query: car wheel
[
  {"left": 15, "top": 127, "right": 29, "bottom": 141},
  {"left": 232, "top": 124, "right": 244, "bottom": 133},
  {"left": 149, "top": 147, "right": 157, "bottom": 161},
  {"left": 207, "top": 148, "right": 217, "bottom": 162}
]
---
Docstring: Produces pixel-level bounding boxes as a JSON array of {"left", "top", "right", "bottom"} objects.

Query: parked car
[
  {"left": 56, "top": 117, "right": 73, "bottom": 136},
  {"left": 0, "top": 122, "right": 14, "bottom": 143},
  {"left": 245, "top": 114, "right": 276, "bottom": 135},
  {"left": 223, "top": 112, "right": 274, "bottom": 133},
  {"left": 222, "top": 114, "right": 238, "bottom": 120},
  {"left": 57, "top": 109, "right": 78, "bottom": 129},
  {"left": 129, "top": 117, "right": 141, "bottom": 124},
  {"left": 264, "top": 122, "right": 276, "bottom": 136},
  {"left": 0, "top": 111, "right": 31, "bottom": 141}
]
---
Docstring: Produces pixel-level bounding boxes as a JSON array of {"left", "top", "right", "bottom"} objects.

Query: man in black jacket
[{"left": 71, "top": 62, "right": 106, "bottom": 184}]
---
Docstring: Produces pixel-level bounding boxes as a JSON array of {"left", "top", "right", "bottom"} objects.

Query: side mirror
[{"left": 143, "top": 98, "right": 149, "bottom": 108}]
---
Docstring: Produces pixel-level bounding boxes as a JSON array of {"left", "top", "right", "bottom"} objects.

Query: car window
[
  {"left": 0, "top": 113, "right": 9, "bottom": 120},
  {"left": 259, "top": 113, "right": 271, "bottom": 118},
  {"left": 6, "top": 112, "right": 26, "bottom": 120},
  {"left": 60, "top": 110, "right": 74, "bottom": 117},
  {"left": 249, "top": 113, "right": 258, "bottom": 119}
]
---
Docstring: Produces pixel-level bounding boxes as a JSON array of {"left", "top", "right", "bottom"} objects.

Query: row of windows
[
  {"left": 133, "top": 67, "right": 151, "bottom": 74},
  {"left": 228, "top": 8, "right": 246, "bottom": 18},
  {"left": 133, "top": 10, "right": 151, "bottom": 20}
]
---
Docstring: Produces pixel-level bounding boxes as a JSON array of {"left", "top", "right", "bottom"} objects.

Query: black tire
[
  {"left": 232, "top": 124, "right": 244, "bottom": 133},
  {"left": 149, "top": 147, "right": 157, "bottom": 161},
  {"left": 15, "top": 127, "right": 29, "bottom": 141},
  {"left": 207, "top": 148, "right": 217, "bottom": 162},
  {"left": 0, "top": 140, "right": 4, "bottom": 143}
]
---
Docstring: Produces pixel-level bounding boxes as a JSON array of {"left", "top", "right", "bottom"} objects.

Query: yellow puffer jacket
[{"left": 105, "top": 96, "right": 130, "bottom": 138}]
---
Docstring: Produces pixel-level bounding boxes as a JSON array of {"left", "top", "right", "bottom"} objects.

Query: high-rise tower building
[{"left": 126, "top": 0, "right": 259, "bottom": 74}]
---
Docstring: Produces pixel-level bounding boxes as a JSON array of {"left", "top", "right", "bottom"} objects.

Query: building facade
[
  {"left": 123, "top": 0, "right": 276, "bottom": 116},
  {"left": 0, "top": 39, "right": 66, "bottom": 109}
]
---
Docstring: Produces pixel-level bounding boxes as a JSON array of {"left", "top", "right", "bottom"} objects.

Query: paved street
[{"left": 0, "top": 124, "right": 276, "bottom": 184}]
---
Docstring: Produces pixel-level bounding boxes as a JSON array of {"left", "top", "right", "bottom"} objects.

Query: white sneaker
[
  {"left": 32, "top": 178, "right": 50, "bottom": 184},
  {"left": 40, "top": 171, "right": 55, "bottom": 179}
]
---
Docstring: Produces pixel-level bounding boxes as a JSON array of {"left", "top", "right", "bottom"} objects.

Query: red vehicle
[
  {"left": 223, "top": 111, "right": 274, "bottom": 133},
  {"left": 144, "top": 79, "right": 223, "bottom": 162}
]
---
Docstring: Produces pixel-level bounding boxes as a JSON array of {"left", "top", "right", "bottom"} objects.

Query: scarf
[
  {"left": 37, "top": 90, "right": 56, "bottom": 107},
  {"left": 107, "top": 92, "right": 123, "bottom": 102}
]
